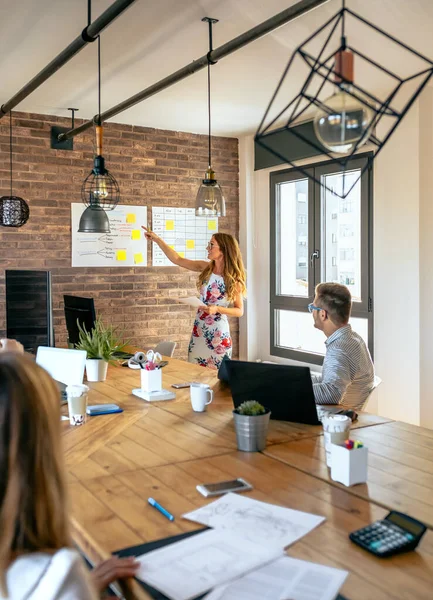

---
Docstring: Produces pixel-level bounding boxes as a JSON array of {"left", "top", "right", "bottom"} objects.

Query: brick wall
[{"left": 0, "top": 111, "right": 239, "bottom": 359}]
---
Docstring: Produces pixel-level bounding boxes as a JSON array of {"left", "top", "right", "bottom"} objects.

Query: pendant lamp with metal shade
[
  {"left": 195, "top": 17, "right": 226, "bottom": 218},
  {"left": 78, "top": 34, "right": 119, "bottom": 233},
  {"left": 0, "top": 112, "right": 30, "bottom": 228}
]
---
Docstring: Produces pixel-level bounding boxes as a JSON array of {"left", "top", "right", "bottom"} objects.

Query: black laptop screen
[{"left": 225, "top": 360, "right": 320, "bottom": 425}]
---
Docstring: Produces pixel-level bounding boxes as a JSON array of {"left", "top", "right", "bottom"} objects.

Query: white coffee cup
[
  {"left": 190, "top": 382, "right": 213, "bottom": 412},
  {"left": 66, "top": 384, "right": 89, "bottom": 426},
  {"left": 322, "top": 414, "right": 351, "bottom": 467}
]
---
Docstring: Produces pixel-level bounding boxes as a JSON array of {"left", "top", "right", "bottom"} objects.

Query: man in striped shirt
[{"left": 309, "top": 282, "right": 374, "bottom": 412}]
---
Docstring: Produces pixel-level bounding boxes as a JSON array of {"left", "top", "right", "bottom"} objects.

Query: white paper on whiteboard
[
  {"left": 71, "top": 203, "right": 148, "bottom": 267},
  {"left": 177, "top": 296, "right": 203, "bottom": 308}
]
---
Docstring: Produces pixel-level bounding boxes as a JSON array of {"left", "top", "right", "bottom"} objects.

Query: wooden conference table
[{"left": 61, "top": 358, "right": 433, "bottom": 600}]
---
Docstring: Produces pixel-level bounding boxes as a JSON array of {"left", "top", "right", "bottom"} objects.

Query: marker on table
[{"left": 148, "top": 497, "right": 175, "bottom": 521}]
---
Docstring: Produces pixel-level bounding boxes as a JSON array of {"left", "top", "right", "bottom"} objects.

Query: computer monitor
[
  {"left": 64, "top": 295, "right": 96, "bottom": 346},
  {"left": 224, "top": 359, "right": 321, "bottom": 425},
  {"left": 6, "top": 270, "right": 54, "bottom": 353}
]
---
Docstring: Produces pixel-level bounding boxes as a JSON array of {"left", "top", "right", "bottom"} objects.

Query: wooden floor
[{"left": 62, "top": 358, "right": 433, "bottom": 600}]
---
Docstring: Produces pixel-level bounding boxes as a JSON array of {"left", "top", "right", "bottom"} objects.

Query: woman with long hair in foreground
[{"left": 0, "top": 350, "right": 138, "bottom": 598}]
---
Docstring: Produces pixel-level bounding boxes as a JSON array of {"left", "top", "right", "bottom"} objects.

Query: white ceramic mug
[{"left": 190, "top": 382, "right": 213, "bottom": 412}]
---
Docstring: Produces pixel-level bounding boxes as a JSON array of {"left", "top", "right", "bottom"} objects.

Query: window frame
[{"left": 270, "top": 153, "right": 374, "bottom": 366}]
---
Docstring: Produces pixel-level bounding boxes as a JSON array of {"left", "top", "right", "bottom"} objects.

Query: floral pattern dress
[{"left": 188, "top": 273, "right": 232, "bottom": 370}]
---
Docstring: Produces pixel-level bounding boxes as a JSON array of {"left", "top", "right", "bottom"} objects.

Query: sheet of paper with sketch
[{"left": 182, "top": 492, "right": 326, "bottom": 549}]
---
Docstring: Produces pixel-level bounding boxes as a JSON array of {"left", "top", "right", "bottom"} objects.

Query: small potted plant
[
  {"left": 233, "top": 400, "right": 271, "bottom": 452},
  {"left": 75, "top": 319, "right": 128, "bottom": 382}
]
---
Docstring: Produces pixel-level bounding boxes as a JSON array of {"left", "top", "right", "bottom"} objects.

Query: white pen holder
[
  {"left": 330, "top": 443, "right": 368, "bottom": 487},
  {"left": 141, "top": 368, "right": 162, "bottom": 393}
]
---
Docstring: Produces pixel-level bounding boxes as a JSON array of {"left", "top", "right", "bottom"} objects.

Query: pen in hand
[{"left": 148, "top": 497, "right": 175, "bottom": 522}]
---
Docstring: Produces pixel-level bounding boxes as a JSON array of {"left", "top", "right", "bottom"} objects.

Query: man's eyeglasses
[{"left": 308, "top": 303, "right": 323, "bottom": 313}]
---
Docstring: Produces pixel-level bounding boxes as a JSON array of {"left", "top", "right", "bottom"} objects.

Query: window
[
  {"left": 340, "top": 248, "right": 355, "bottom": 261},
  {"left": 270, "top": 155, "right": 373, "bottom": 364}
]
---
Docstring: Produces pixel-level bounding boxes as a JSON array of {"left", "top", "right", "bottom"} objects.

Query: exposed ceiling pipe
[
  {"left": 59, "top": 0, "right": 330, "bottom": 141},
  {"left": 0, "top": 0, "right": 137, "bottom": 118}
]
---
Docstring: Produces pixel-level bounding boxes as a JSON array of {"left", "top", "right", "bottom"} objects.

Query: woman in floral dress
[{"left": 142, "top": 228, "right": 246, "bottom": 370}]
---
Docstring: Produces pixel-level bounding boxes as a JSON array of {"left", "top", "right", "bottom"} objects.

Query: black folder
[{"left": 115, "top": 529, "right": 349, "bottom": 600}]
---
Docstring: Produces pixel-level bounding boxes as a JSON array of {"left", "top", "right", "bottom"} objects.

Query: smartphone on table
[
  {"left": 172, "top": 382, "right": 191, "bottom": 389},
  {"left": 196, "top": 478, "right": 253, "bottom": 497},
  {"left": 86, "top": 404, "right": 123, "bottom": 416}
]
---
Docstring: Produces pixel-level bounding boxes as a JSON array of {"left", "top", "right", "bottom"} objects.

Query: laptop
[
  {"left": 223, "top": 359, "right": 321, "bottom": 425},
  {"left": 36, "top": 347, "right": 87, "bottom": 402}
]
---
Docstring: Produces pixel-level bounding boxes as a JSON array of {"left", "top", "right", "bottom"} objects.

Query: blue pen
[{"left": 148, "top": 497, "right": 175, "bottom": 521}]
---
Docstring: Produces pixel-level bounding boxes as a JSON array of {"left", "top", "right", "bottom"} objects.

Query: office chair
[
  {"left": 361, "top": 375, "right": 382, "bottom": 412},
  {"left": 154, "top": 340, "right": 176, "bottom": 358}
]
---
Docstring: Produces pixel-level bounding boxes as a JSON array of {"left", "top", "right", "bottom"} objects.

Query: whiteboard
[
  {"left": 71, "top": 203, "right": 148, "bottom": 267},
  {"left": 152, "top": 206, "right": 218, "bottom": 266}
]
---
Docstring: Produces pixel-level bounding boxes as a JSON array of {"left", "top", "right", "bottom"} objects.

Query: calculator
[{"left": 349, "top": 510, "right": 427, "bottom": 557}]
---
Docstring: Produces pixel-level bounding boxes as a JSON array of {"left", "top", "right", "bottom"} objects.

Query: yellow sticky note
[
  {"left": 168, "top": 245, "right": 175, "bottom": 250},
  {"left": 116, "top": 250, "right": 127, "bottom": 261},
  {"left": 208, "top": 220, "right": 217, "bottom": 231},
  {"left": 134, "top": 253, "right": 143, "bottom": 264},
  {"left": 186, "top": 239, "right": 195, "bottom": 250},
  {"left": 126, "top": 213, "right": 136, "bottom": 224},
  {"left": 131, "top": 229, "right": 140, "bottom": 240},
  {"left": 178, "top": 252, "right": 185, "bottom": 258},
  {"left": 166, "top": 220, "right": 175, "bottom": 230}
]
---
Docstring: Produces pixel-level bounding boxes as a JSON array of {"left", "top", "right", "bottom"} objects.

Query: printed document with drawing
[
  {"left": 135, "top": 494, "right": 329, "bottom": 600},
  {"left": 204, "top": 555, "right": 348, "bottom": 600},
  {"left": 182, "top": 493, "right": 325, "bottom": 549},
  {"left": 135, "top": 529, "right": 281, "bottom": 600}
]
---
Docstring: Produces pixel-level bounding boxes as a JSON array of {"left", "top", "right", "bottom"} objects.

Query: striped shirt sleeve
[{"left": 313, "top": 348, "right": 352, "bottom": 405}]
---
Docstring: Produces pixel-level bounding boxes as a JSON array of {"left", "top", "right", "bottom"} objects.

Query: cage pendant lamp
[
  {"left": 195, "top": 17, "right": 226, "bottom": 218},
  {"left": 0, "top": 111, "right": 30, "bottom": 228},
  {"left": 81, "top": 123, "right": 120, "bottom": 211},
  {"left": 255, "top": 0, "right": 433, "bottom": 199},
  {"left": 79, "top": 35, "right": 118, "bottom": 233}
]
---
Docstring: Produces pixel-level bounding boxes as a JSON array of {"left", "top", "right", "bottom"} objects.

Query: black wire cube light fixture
[
  {"left": 255, "top": 0, "right": 433, "bottom": 199},
  {"left": 0, "top": 112, "right": 30, "bottom": 227}
]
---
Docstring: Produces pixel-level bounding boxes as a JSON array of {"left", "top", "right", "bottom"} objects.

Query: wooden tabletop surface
[
  {"left": 62, "top": 358, "right": 433, "bottom": 600},
  {"left": 264, "top": 420, "right": 433, "bottom": 530}
]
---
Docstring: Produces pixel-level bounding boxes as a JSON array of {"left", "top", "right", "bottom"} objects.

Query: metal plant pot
[{"left": 233, "top": 409, "right": 271, "bottom": 452}]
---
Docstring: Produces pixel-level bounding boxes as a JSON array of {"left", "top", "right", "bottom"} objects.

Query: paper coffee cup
[
  {"left": 66, "top": 384, "right": 89, "bottom": 426},
  {"left": 322, "top": 414, "right": 351, "bottom": 467}
]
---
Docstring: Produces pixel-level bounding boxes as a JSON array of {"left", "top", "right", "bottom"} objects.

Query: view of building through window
[
  {"left": 322, "top": 170, "right": 361, "bottom": 302},
  {"left": 271, "top": 157, "right": 373, "bottom": 363}
]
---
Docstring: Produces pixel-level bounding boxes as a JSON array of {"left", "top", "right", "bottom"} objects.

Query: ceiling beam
[
  {"left": 0, "top": 0, "right": 137, "bottom": 118},
  {"left": 59, "top": 0, "right": 331, "bottom": 141}
]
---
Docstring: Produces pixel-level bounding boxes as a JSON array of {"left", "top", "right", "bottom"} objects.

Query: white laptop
[{"left": 36, "top": 347, "right": 87, "bottom": 399}]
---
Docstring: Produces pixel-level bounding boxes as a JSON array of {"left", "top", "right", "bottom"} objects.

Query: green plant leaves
[
  {"left": 75, "top": 318, "right": 130, "bottom": 363},
  {"left": 236, "top": 400, "right": 266, "bottom": 416}
]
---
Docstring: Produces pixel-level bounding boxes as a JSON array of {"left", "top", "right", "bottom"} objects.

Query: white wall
[
  {"left": 419, "top": 87, "right": 433, "bottom": 429},
  {"left": 239, "top": 89, "right": 433, "bottom": 427}
]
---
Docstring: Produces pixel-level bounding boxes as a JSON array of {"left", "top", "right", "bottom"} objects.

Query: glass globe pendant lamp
[
  {"left": 195, "top": 17, "right": 226, "bottom": 217},
  {"left": 313, "top": 48, "right": 374, "bottom": 154},
  {"left": 196, "top": 167, "right": 226, "bottom": 217}
]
